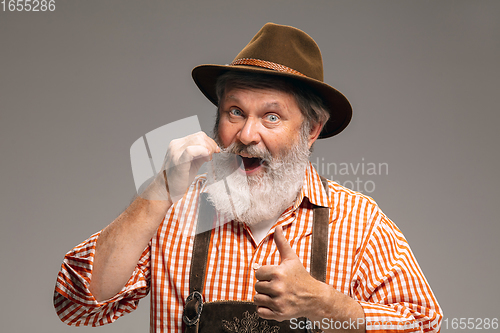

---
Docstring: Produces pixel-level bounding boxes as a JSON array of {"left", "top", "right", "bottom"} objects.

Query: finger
[
  {"left": 175, "top": 132, "right": 218, "bottom": 159},
  {"left": 256, "top": 304, "right": 286, "bottom": 322},
  {"left": 254, "top": 293, "right": 279, "bottom": 319},
  {"left": 254, "top": 280, "right": 278, "bottom": 296},
  {"left": 274, "top": 225, "right": 298, "bottom": 263},
  {"left": 253, "top": 292, "right": 273, "bottom": 306},
  {"left": 255, "top": 306, "right": 277, "bottom": 321},
  {"left": 180, "top": 145, "right": 212, "bottom": 164},
  {"left": 186, "top": 131, "right": 220, "bottom": 154},
  {"left": 201, "top": 133, "right": 221, "bottom": 154},
  {"left": 254, "top": 265, "right": 277, "bottom": 281}
]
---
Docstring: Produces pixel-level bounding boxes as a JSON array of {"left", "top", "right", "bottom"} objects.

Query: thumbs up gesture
[{"left": 253, "top": 225, "right": 328, "bottom": 322}]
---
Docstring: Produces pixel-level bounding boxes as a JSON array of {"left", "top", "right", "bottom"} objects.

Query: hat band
[{"left": 229, "top": 58, "right": 306, "bottom": 77}]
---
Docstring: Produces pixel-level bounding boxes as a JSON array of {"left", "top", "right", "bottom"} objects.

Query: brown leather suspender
[
  {"left": 310, "top": 177, "right": 330, "bottom": 283},
  {"left": 189, "top": 192, "right": 214, "bottom": 295},
  {"left": 183, "top": 193, "right": 214, "bottom": 329}
]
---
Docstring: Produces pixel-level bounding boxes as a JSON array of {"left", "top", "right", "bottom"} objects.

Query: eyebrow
[
  {"left": 263, "top": 102, "right": 282, "bottom": 110},
  {"left": 225, "top": 95, "right": 283, "bottom": 110},
  {"left": 225, "top": 94, "right": 239, "bottom": 102}
]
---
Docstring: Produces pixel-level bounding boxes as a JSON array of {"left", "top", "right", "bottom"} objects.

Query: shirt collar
[{"left": 292, "top": 161, "right": 330, "bottom": 210}]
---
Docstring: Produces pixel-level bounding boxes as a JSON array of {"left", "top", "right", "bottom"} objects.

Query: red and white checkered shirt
[{"left": 54, "top": 162, "right": 442, "bottom": 332}]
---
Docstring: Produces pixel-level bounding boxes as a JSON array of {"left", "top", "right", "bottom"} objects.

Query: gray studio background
[{"left": 1, "top": 1, "right": 499, "bottom": 332}]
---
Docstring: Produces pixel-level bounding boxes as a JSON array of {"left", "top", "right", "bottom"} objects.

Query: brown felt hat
[{"left": 192, "top": 22, "right": 352, "bottom": 138}]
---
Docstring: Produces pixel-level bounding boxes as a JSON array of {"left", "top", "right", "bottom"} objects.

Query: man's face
[
  {"left": 206, "top": 86, "right": 316, "bottom": 225},
  {"left": 217, "top": 87, "right": 312, "bottom": 170}
]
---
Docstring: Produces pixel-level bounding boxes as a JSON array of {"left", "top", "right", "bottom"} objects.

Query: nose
[{"left": 236, "top": 117, "right": 261, "bottom": 146}]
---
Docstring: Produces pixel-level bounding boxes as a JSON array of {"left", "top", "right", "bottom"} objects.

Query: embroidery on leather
[{"left": 222, "top": 311, "right": 280, "bottom": 333}]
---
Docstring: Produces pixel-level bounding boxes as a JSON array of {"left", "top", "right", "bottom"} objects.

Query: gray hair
[{"left": 213, "top": 71, "right": 330, "bottom": 141}]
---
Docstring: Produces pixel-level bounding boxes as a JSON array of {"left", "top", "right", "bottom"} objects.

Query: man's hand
[
  {"left": 253, "top": 225, "right": 365, "bottom": 332},
  {"left": 254, "top": 225, "right": 327, "bottom": 322},
  {"left": 143, "top": 131, "right": 220, "bottom": 202}
]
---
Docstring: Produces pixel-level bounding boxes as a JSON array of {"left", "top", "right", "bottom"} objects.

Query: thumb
[{"left": 274, "top": 225, "right": 298, "bottom": 263}]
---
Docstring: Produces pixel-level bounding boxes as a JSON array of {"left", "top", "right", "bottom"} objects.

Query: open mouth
[{"left": 239, "top": 156, "right": 263, "bottom": 172}]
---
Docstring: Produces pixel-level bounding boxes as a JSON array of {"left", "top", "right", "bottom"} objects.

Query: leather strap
[
  {"left": 189, "top": 193, "right": 215, "bottom": 294},
  {"left": 310, "top": 176, "right": 330, "bottom": 282},
  {"left": 184, "top": 193, "right": 215, "bottom": 333}
]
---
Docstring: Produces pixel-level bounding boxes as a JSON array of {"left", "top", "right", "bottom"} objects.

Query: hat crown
[
  {"left": 233, "top": 23, "right": 324, "bottom": 82},
  {"left": 191, "top": 22, "right": 352, "bottom": 138}
]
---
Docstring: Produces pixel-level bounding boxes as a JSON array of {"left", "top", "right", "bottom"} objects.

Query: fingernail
[{"left": 252, "top": 263, "right": 261, "bottom": 270}]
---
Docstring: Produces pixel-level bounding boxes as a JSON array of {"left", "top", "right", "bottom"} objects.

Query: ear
[{"left": 307, "top": 122, "right": 323, "bottom": 149}]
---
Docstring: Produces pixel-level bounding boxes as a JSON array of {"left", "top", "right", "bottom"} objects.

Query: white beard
[{"left": 205, "top": 133, "right": 310, "bottom": 227}]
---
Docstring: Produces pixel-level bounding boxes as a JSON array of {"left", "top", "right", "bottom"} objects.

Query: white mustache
[{"left": 223, "top": 142, "right": 273, "bottom": 162}]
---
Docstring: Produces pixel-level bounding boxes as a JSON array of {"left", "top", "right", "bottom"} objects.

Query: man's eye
[
  {"left": 266, "top": 114, "right": 279, "bottom": 122},
  {"left": 229, "top": 109, "right": 242, "bottom": 117}
]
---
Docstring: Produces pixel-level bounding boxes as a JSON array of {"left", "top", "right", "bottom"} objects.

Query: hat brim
[{"left": 192, "top": 64, "right": 352, "bottom": 139}]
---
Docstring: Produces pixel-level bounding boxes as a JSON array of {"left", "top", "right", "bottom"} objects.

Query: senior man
[{"left": 54, "top": 23, "right": 442, "bottom": 332}]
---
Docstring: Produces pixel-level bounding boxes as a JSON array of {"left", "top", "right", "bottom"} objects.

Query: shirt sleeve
[
  {"left": 353, "top": 209, "right": 443, "bottom": 333},
  {"left": 53, "top": 232, "right": 150, "bottom": 326}
]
